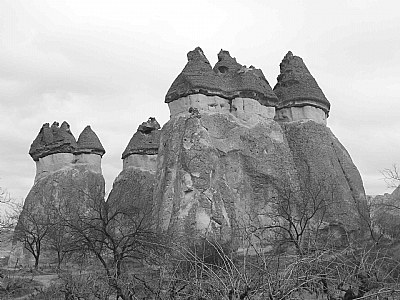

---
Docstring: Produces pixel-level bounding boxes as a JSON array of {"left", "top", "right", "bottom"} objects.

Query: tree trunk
[{"left": 34, "top": 255, "right": 39, "bottom": 269}]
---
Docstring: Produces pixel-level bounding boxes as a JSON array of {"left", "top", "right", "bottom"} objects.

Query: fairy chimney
[
  {"left": 166, "top": 47, "right": 278, "bottom": 121},
  {"left": 273, "top": 51, "right": 330, "bottom": 125},
  {"left": 74, "top": 126, "right": 105, "bottom": 174},
  {"left": 29, "top": 121, "right": 77, "bottom": 181},
  {"left": 121, "top": 117, "right": 161, "bottom": 172}
]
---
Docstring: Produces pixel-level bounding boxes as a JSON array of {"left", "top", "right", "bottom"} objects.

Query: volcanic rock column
[
  {"left": 74, "top": 125, "right": 106, "bottom": 173},
  {"left": 274, "top": 52, "right": 369, "bottom": 238},
  {"left": 29, "top": 121, "right": 77, "bottom": 182},
  {"left": 10, "top": 122, "right": 106, "bottom": 267},
  {"left": 107, "top": 118, "right": 161, "bottom": 216},
  {"left": 155, "top": 47, "right": 299, "bottom": 250},
  {"left": 273, "top": 51, "right": 330, "bottom": 125}
]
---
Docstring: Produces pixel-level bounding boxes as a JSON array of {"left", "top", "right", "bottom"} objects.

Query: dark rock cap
[
  {"left": 165, "top": 47, "right": 278, "bottom": 107},
  {"left": 29, "top": 121, "right": 77, "bottom": 161},
  {"left": 75, "top": 126, "right": 105, "bottom": 157},
  {"left": 273, "top": 51, "right": 330, "bottom": 114},
  {"left": 122, "top": 117, "right": 161, "bottom": 159}
]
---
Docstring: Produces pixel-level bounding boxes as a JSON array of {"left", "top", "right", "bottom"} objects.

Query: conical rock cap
[
  {"left": 165, "top": 47, "right": 278, "bottom": 106},
  {"left": 29, "top": 121, "right": 77, "bottom": 161},
  {"left": 273, "top": 51, "right": 330, "bottom": 114},
  {"left": 76, "top": 126, "right": 105, "bottom": 156},
  {"left": 122, "top": 117, "right": 161, "bottom": 159}
]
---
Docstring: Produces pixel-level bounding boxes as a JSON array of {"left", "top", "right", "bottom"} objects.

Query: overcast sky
[{"left": 1, "top": 0, "right": 399, "bottom": 203}]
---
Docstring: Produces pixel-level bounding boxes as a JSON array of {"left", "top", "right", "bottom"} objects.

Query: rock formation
[
  {"left": 274, "top": 51, "right": 330, "bottom": 125},
  {"left": 10, "top": 123, "right": 106, "bottom": 266},
  {"left": 155, "top": 48, "right": 368, "bottom": 250},
  {"left": 29, "top": 121, "right": 78, "bottom": 182},
  {"left": 274, "top": 52, "right": 369, "bottom": 235},
  {"left": 15, "top": 48, "right": 370, "bottom": 263},
  {"left": 157, "top": 48, "right": 300, "bottom": 249},
  {"left": 107, "top": 118, "right": 161, "bottom": 224},
  {"left": 121, "top": 117, "right": 161, "bottom": 171}
]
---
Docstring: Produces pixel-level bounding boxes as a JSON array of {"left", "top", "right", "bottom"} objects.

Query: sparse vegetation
[{"left": 1, "top": 172, "right": 400, "bottom": 300}]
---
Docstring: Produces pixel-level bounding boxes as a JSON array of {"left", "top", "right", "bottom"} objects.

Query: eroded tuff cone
[
  {"left": 273, "top": 51, "right": 330, "bottom": 114},
  {"left": 165, "top": 47, "right": 216, "bottom": 103},
  {"left": 121, "top": 117, "right": 161, "bottom": 158},
  {"left": 75, "top": 126, "right": 105, "bottom": 156},
  {"left": 165, "top": 47, "right": 278, "bottom": 106},
  {"left": 213, "top": 50, "right": 278, "bottom": 106},
  {"left": 29, "top": 121, "right": 77, "bottom": 161}
]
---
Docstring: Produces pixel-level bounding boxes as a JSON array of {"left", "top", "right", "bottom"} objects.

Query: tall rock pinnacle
[
  {"left": 165, "top": 47, "right": 278, "bottom": 107},
  {"left": 29, "top": 121, "right": 77, "bottom": 161},
  {"left": 273, "top": 51, "right": 330, "bottom": 115},
  {"left": 75, "top": 126, "right": 105, "bottom": 156}
]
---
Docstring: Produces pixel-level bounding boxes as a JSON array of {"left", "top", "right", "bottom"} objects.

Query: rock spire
[
  {"left": 29, "top": 121, "right": 77, "bottom": 161},
  {"left": 121, "top": 117, "right": 161, "bottom": 159},
  {"left": 165, "top": 47, "right": 278, "bottom": 107},
  {"left": 273, "top": 51, "right": 330, "bottom": 114},
  {"left": 75, "top": 126, "right": 105, "bottom": 156}
]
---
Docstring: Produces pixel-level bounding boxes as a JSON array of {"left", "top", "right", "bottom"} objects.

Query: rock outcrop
[
  {"left": 156, "top": 48, "right": 302, "bottom": 250},
  {"left": 16, "top": 48, "right": 370, "bottom": 262},
  {"left": 274, "top": 52, "right": 369, "bottom": 235},
  {"left": 10, "top": 123, "right": 106, "bottom": 266},
  {"left": 107, "top": 118, "right": 161, "bottom": 227},
  {"left": 154, "top": 48, "right": 368, "bottom": 250}
]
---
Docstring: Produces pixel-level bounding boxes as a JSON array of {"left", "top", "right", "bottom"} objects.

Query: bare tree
[
  {"left": 53, "top": 178, "right": 166, "bottom": 300},
  {"left": 381, "top": 164, "right": 400, "bottom": 188},
  {"left": 244, "top": 172, "right": 345, "bottom": 256},
  {"left": 13, "top": 202, "right": 52, "bottom": 269}
]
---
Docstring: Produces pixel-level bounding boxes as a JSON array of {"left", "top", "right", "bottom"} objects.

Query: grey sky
[{"left": 1, "top": 0, "right": 399, "bottom": 202}]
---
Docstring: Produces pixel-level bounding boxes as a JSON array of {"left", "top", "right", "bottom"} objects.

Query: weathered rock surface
[
  {"left": 155, "top": 48, "right": 369, "bottom": 250},
  {"left": 122, "top": 117, "right": 161, "bottom": 160},
  {"left": 16, "top": 48, "right": 371, "bottom": 261},
  {"left": 154, "top": 110, "right": 299, "bottom": 248},
  {"left": 74, "top": 126, "right": 105, "bottom": 174},
  {"left": 165, "top": 47, "right": 278, "bottom": 107},
  {"left": 10, "top": 122, "right": 107, "bottom": 266},
  {"left": 29, "top": 121, "right": 77, "bottom": 161},
  {"left": 275, "top": 105, "right": 327, "bottom": 125},
  {"left": 108, "top": 117, "right": 160, "bottom": 231},
  {"left": 274, "top": 51, "right": 330, "bottom": 123},
  {"left": 10, "top": 164, "right": 105, "bottom": 266},
  {"left": 281, "top": 120, "right": 369, "bottom": 233},
  {"left": 107, "top": 167, "right": 155, "bottom": 216},
  {"left": 369, "top": 187, "right": 400, "bottom": 239},
  {"left": 32, "top": 123, "right": 104, "bottom": 181},
  {"left": 75, "top": 125, "right": 105, "bottom": 156}
]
